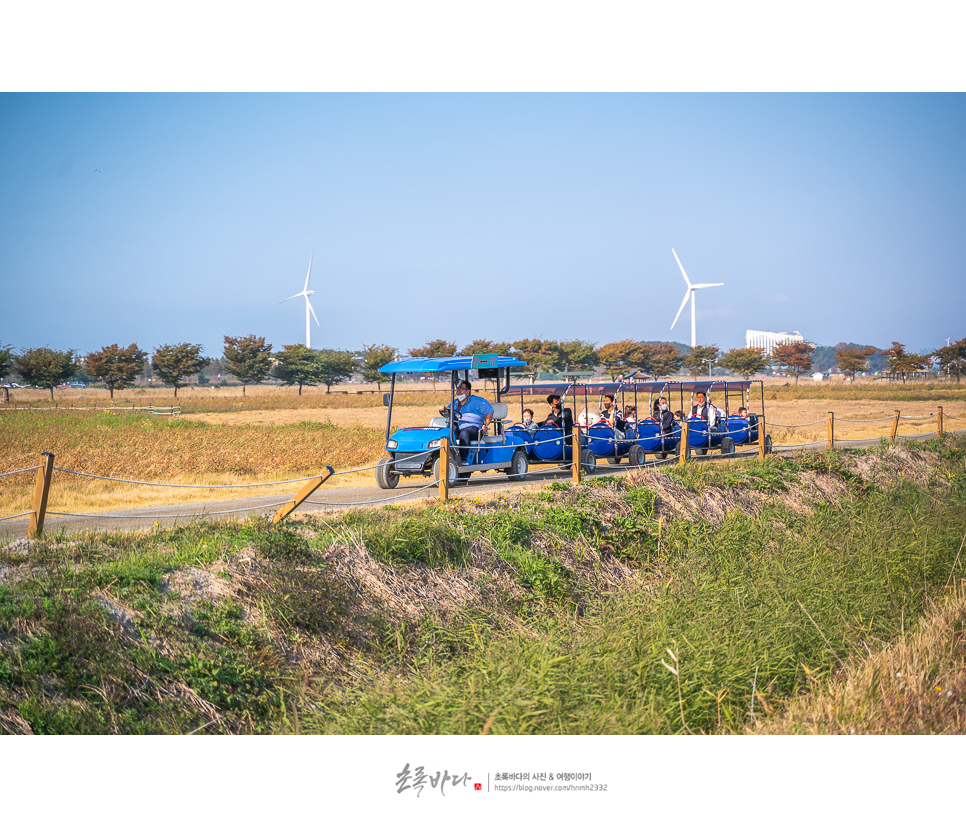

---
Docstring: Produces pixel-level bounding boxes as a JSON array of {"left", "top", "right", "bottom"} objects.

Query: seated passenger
[
  {"left": 599, "top": 394, "right": 623, "bottom": 427},
  {"left": 441, "top": 380, "right": 493, "bottom": 463},
  {"left": 652, "top": 396, "right": 675, "bottom": 434},
  {"left": 688, "top": 391, "right": 720, "bottom": 428},
  {"left": 736, "top": 406, "right": 749, "bottom": 418},
  {"left": 542, "top": 394, "right": 573, "bottom": 434},
  {"left": 510, "top": 408, "right": 539, "bottom": 434},
  {"left": 623, "top": 406, "right": 638, "bottom": 427}
]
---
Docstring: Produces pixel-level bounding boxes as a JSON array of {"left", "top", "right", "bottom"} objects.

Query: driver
[{"left": 440, "top": 380, "right": 493, "bottom": 463}]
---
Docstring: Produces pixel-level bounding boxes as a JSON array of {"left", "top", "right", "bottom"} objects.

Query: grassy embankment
[{"left": 1, "top": 436, "right": 964, "bottom": 734}]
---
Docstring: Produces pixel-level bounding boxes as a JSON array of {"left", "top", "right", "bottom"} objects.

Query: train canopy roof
[
  {"left": 380, "top": 355, "right": 527, "bottom": 373},
  {"left": 506, "top": 380, "right": 756, "bottom": 396}
]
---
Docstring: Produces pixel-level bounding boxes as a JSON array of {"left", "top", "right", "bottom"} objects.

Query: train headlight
[
  {"left": 427, "top": 438, "right": 442, "bottom": 449},
  {"left": 386, "top": 440, "right": 398, "bottom": 450}
]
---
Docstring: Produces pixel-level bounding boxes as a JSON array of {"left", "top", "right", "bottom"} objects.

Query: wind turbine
[
  {"left": 280, "top": 251, "right": 320, "bottom": 348},
  {"left": 669, "top": 248, "right": 723, "bottom": 348}
]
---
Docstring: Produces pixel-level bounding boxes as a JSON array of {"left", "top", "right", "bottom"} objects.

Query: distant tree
[
  {"left": 835, "top": 345, "right": 877, "bottom": 383},
  {"left": 84, "top": 343, "right": 148, "bottom": 400},
  {"left": 151, "top": 343, "right": 206, "bottom": 397},
  {"left": 409, "top": 340, "right": 458, "bottom": 390},
  {"left": 15, "top": 347, "right": 80, "bottom": 400},
  {"left": 459, "top": 339, "right": 513, "bottom": 357},
  {"left": 880, "top": 341, "right": 929, "bottom": 383},
  {"left": 682, "top": 344, "right": 719, "bottom": 379},
  {"left": 223, "top": 335, "right": 273, "bottom": 395},
  {"left": 597, "top": 340, "right": 644, "bottom": 380},
  {"left": 199, "top": 358, "right": 224, "bottom": 385},
  {"left": 932, "top": 338, "right": 966, "bottom": 385},
  {"left": 273, "top": 344, "right": 321, "bottom": 395},
  {"left": 410, "top": 339, "right": 457, "bottom": 359},
  {"left": 315, "top": 348, "right": 359, "bottom": 394},
  {"left": 770, "top": 341, "right": 815, "bottom": 387},
  {"left": 558, "top": 340, "right": 599, "bottom": 374},
  {"left": 0, "top": 343, "right": 14, "bottom": 402},
  {"left": 814, "top": 343, "right": 886, "bottom": 375},
  {"left": 719, "top": 347, "right": 769, "bottom": 379},
  {"left": 362, "top": 344, "right": 396, "bottom": 392},
  {"left": 639, "top": 342, "right": 684, "bottom": 380},
  {"left": 511, "top": 339, "right": 565, "bottom": 375}
]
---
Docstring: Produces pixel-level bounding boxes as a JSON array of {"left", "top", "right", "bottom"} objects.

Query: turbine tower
[
  {"left": 669, "top": 248, "right": 723, "bottom": 348},
  {"left": 280, "top": 251, "right": 320, "bottom": 348}
]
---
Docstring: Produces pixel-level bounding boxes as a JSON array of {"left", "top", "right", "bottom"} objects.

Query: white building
[{"left": 745, "top": 329, "right": 805, "bottom": 356}]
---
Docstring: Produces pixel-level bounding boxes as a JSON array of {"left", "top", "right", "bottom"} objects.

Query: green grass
[{"left": 316, "top": 476, "right": 966, "bottom": 733}]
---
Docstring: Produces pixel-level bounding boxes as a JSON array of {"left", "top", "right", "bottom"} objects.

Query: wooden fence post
[
  {"left": 681, "top": 420, "right": 690, "bottom": 461},
  {"left": 572, "top": 426, "right": 582, "bottom": 484},
  {"left": 28, "top": 452, "right": 55, "bottom": 539},
  {"left": 271, "top": 466, "right": 335, "bottom": 524},
  {"left": 890, "top": 410, "right": 900, "bottom": 443},
  {"left": 827, "top": 412, "right": 835, "bottom": 450},
  {"left": 938, "top": 406, "right": 944, "bottom": 438},
  {"left": 758, "top": 418, "right": 767, "bottom": 460},
  {"left": 438, "top": 437, "right": 450, "bottom": 502}
]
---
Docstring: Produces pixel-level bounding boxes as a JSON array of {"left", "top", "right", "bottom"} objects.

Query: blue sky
[{"left": 2, "top": 92, "right": 964, "bottom": 359}]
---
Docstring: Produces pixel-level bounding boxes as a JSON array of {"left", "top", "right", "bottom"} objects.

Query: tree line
[{"left": 1, "top": 336, "right": 964, "bottom": 400}]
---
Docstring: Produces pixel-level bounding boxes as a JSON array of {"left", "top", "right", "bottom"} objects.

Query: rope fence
[
  {"left": 2, "top": 404, "right": 963, "bottom": 538},
  {"left": 0, "top": 467, "right": 41, "bottom": 479}
]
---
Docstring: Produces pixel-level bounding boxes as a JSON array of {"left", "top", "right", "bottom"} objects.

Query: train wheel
[
  {"left": 580, "top": 449, "right": 597, "bottom": 474},
  {"left": 720, "top": 437, "right": 735, "bottom": 456},
  {"left": 505, "top": 449, "right": 529, "bottom": 482},
  {"left": 765, "top": 434, "right": 773, "bottom": 455},
  {"left": 432, "top": 455, "right": 462, "bottom": 487},
  {"left": 375, "top": 457, "right": 399, "bottom": 490},
  {"left": 628, "top": 444, "right": 646, "bottom": 467}
]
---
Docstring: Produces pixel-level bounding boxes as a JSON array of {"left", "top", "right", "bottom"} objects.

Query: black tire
[
  {"left": 765, "top": 434, "right": 773, "bottom": 455},
  {"left": 720, "top": 437, "right": 735, "bottom": 456},
  {"left": 628, "top": 444, "right": 646, "bottom": 467},
  {"left": 580, "top": 449, "right": 597, "bottom": 474},
  {"left": 433, "top": 454, "right": 462, "bottom": 487},
  {"left": 607, "top": 455, "right": 621, "bottom": 466},
  {"left": 696, "top": 447, "right": 708, "bottom": 457},
  {"left": 375, "top": 457, "right": 399, "bottom": 490},
  {"left": 505, "top": 448, "right": 529, "bottom": 482}
]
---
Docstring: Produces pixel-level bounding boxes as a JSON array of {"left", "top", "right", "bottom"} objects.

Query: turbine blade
[
  {"left": 303, "top": 250, "right": 314, "bottom": 293},
  {"left": 279, "top": 292, "right": 302, "bottom": 304},
  {"left": 306, "top": 297, "right": 320, "bottom": 327},
  {"left": 691, "top": 283, "right": 724, "bottom": 289},
  {"left": 672, "top": 248, "right": 692, "bottom": 289},
  {"left": 670, "top": 290, "right": 690, "bottom": 331}
]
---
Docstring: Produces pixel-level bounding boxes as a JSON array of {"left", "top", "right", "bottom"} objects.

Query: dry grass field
[{"left": 2, "top": 379, "right": 964, "bottom": 518}]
